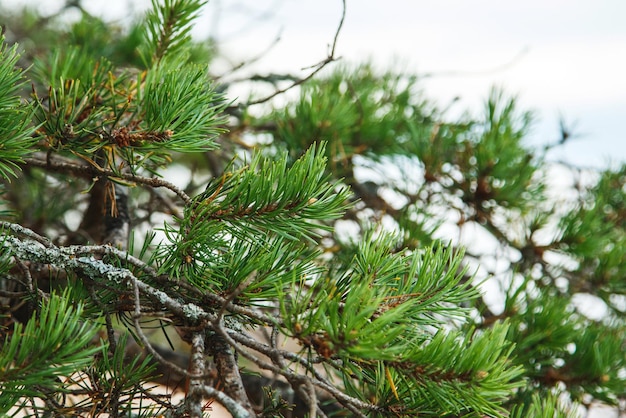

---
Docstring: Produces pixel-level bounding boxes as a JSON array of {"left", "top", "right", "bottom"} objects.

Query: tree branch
[
  {"left": 242, "top": 0, "right": 346, "bottom": 107},
  {"left": 207, "top": 329, "right": 255, "bottom": 415},
  {"left": 1, "top": 222, "right": 379, "bottom": 415},
  {"left": 187, "top": 331, "right": 207, "bottom": 418},
  {"left": 24, "top": 154, "right": 192, "bottom": 206},
  {"left": 216, "top": 322, "right": 377, "bottom": 417}
]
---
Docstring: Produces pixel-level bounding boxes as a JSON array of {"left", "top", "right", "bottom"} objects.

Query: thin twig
[
  {"left": 24, "top": 155, "right": 192, "bottom": 206},
  {"left": 421, "top": 47, "right": 529, "bottom": 79},
  {"left": 88, "top": 285, "right": 118, "bottom": 354},
  {"left": 0, "top": 221, "right": 54, "bottom": 248},
  {"left": 215, "top": 322, "right": 377, "bottom": 417},
  {"left": 215, "top": 273, "right": 257, "bottom": 322},
  {"left": 197, "top": 384, "right": 253, "bottom": 418},
  {"left": 14, "top": 258, "right": 34, "bottom": 294},
  {"left": 243, "top": 0, "right": 346, "bottom": 107},
  {"left": 268, "top": 326, "right": 326, "bottom": 417},
  {"left": 304, "top": 379, "right": 320, "bottom": 418},
  {"left": 129, "top": 274, "right": 192, "bottom": 381},
  {"left": 214, "top": 30, "right": 283, "bottom": 81}
]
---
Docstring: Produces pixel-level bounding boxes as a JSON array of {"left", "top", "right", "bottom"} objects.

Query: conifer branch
[
  {"left": 186, "top": 331, "right": 208, "bottom": 418},
  {"left": 0, "top": 35, "right": 38, "bottom": 180},
  {"left": 24, "top": 154, "right": 192, "bottom": 205},
  {"left": 139, "top": 0, "right": 208, "bottom": 66},
  {"left": 209, "top": 331, "right": 255, "bottom": 414},
  {"left": 2, "top": 2, "right": 625, "bottom": 416}
]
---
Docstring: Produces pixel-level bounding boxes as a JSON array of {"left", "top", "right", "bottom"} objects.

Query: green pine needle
[
  {"left": 0, "top": 36, "right": 38, "bottom": 180},
  {"left": 140, "top": 59, "right": 227, "bottom": 151},
  {"left": 0, "top": 290, "right": 101, "bottom": 412},
  {"left": 139, "top": 0, "right": 208, "bottom": 67}
]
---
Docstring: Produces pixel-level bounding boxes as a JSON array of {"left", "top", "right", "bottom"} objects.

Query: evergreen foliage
[
  {"left": 0, "top": 37, "right": 37, "bottom": 179},
  {"left": 0, "top": 1, "right": 625, "bottom": 417}
]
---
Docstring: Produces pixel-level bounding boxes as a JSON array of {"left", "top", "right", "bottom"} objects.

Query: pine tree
[{"left": 1, "top": 1, "right": 625, "bottom": 417}]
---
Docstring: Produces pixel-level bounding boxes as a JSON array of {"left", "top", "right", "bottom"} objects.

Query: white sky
[
  {"left": 203, "top": 0, "right": 626, "bottom": 169},
  {"left": 4, "top": 0, "right": 625, "bottom": 168}
]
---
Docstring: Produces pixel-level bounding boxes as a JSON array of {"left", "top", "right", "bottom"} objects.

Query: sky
[
  {"left": 206, "top": 0, "right": 626, "bottom": 169},
  {"left": 4, "top": 0, "right": 625, "bottom": 168}
]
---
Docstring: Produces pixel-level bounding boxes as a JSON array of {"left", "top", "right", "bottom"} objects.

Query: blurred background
[{"left": 3, "top": 0, "right": 625, "bottom": 167}]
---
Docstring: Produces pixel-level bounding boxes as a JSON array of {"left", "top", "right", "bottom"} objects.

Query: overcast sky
[
  {"left": 5, "top": 0, "right": 626, "bottom": 168},
  {"left": 204, "top": 0, "right": 626, "bottom": 168}
]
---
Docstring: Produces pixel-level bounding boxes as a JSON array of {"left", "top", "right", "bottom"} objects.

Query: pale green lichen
[
  {"left": 75, "top": 256, "right": 130, "bottom": 283},
  {"left": 3, "top": 234, "right": 209, "bottom": 321},
  {"left": 3, "top": 236, "right": 131, "bottom": 284},
  {"left": 153, "top": 289, "right": 170, "bottom": 305},
  {"left": 182, "top": 303, "right": 203, "bottom": 320}
]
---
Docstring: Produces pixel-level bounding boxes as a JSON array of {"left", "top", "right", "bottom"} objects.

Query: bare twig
[
  {"left": 421, "top": 47, "right": 529, "bottom": 79},
  {"left": 215, "top": 322, "right": 376, "bottom": 417},
  {"left": 88, "top": 285, "right": 118, "bottom": 354},
  {"left": 197, "top": 384, "right": 253, "bottom": 418},
  {"left": 216, "top": 273, "right": 257, "bottom": 322},
  {"left": 243, "top": 0, "right": 346, "bottom": 107},
  {"left": 214, "top": 30, "right": 284, "bottom": 81},
  {"left": 129, "top": 273, "right": 192, "bottom": 381},
  {"left": 0, "top": 221, "right": 54, "bottom": 248},
  {"left": 268, "top": 327, "right": 327, "bottom": 418},
  {"left": 304, "top": 379, "right": 320, "bottom": 418},
  {"left": 24, "top": 155, "right": 192, "bottom": 206},
  {"left": 14, "top": 257, "right": 34, "bottom": 295}
]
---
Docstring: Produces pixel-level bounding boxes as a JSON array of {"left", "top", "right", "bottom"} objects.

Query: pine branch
[
  {"left": 139, "top": 0, "right": 208, "bottom": 66},
  {"left": 0, "top": 290, "right": 101, "bottom": 415},
  {"left": 191, "top": 142, "right": 350, "bottom": 240},
  {"left": 0, "top": 223, "right": 388, "bottom": 415},
  {"left": 4, "top": 1, "right": 626, "bottom": 415},
  {"left": 158, "top": 143, "right": 351, "bottom": 294},
  {"left": 24, "top": 153, "right": 192, "bottom": 205},
  {"left": 0, "top": 36, "right": 38, "bottom": 180},
  {"left": 140, "top": 60, "right": 227, "bottom": 150}
]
